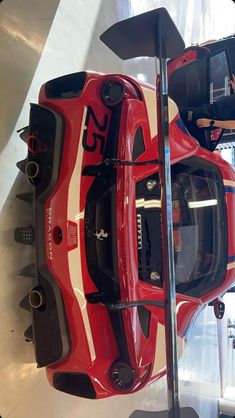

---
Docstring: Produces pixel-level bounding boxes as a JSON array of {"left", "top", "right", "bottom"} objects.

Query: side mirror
[{"left": 213, "top": 300, "right": 225, "bottom": 320}]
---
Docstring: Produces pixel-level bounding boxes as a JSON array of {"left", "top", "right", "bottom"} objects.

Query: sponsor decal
[
  {"left": 45, "top": 207, "right": 53, "bottom": 260},
  {"left": 137, "top": 213, "right": 142, "bottom": 250},
  {"left": 93, "top": 229, "right": 109, "bottom": 241},
  {"left": 67, "top": 221, "right": 78, "bottom": 250},
  {"left": 82, "top": 105, "right": 109, "bottom": 155}
]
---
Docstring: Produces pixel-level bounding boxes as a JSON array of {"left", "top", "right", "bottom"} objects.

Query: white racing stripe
[
  {"left": 223, "top": 179, "right": 235, "bottom": 187},
  {"left": 140, "top": 86, "right": 179, "bottom": 140},
  {"left": 151, "top": 308, "right": 185, "bottom": 377},
  {"left": 227, "top": 262, "right": 235, "bottom": 270},
  {"left": 141, "top": 86, "right": 158, "bottom": 139},
  {"left": 151, "top": 324, "right": 184, "bottom": 377},
  {"left": 136, "top": 198, "right": 161, "bottom": 209},
  {"left": 188, "top": 199, "right": 218, "bottom": 208},
  {"left": 67, "top": 106, "right": 96, "bottom": 361},
  {"left": 151, "top": 323, "right": 166, "bottom": 377}
]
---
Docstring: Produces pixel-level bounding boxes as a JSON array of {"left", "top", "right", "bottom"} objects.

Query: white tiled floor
[{"left": 1, "top": 1, "right": 235, "bottom": 417}]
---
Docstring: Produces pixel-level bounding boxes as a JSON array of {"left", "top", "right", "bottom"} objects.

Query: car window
[
  {"left": 136, "top": 157, "right": 227, "bottom": 298},
  {"left": 210, "top": 51, "right": 231, "bottom": 102},
  {"left": 172, "top": 157, "right": 227, "bottom": 297}
]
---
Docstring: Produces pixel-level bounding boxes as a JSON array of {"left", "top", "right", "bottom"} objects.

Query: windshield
[
  {"left": 136, "top": 157, "right": 227, "bottom": 298},
  {"left": 172, "top": 158, "right": 227, "bottom": 297}
]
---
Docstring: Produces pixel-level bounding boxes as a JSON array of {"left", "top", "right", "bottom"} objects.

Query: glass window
[
  {"left": 172, "top": 157, "right": 227, "bottom": 297},
  {"left": 210, "top": 51, "right": 230, "bottom": 102},
  {"left": 136, "top": 157, "right": 227, "bottom": 298},
  {"left": 210, "top": 50, "right": 235, "bottom": 143}
]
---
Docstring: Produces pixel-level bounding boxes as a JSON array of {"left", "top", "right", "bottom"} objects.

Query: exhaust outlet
[
  {"left": 29, "top": 289, "right": 45, "bottom": 309},
  {"left": 25, "top": 160, "right": 40, "bottom": 181}
]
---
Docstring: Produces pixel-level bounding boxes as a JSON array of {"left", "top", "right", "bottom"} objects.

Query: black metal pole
[
  {"left": 155, "top": 16, "right": 180, "bottom": 418},
  {"left": 99, "top": 9, "right": 200, "bottom": 417}
]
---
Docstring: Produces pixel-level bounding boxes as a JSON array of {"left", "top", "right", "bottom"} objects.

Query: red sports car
[{"left": 15, "top": 68, "right": 235, "bottom": 398}]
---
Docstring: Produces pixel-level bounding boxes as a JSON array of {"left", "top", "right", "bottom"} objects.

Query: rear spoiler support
[{"left": 101, "top": 8, "right": 199, "bottom": 418}]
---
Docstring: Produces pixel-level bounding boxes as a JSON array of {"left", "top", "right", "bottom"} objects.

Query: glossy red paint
[{"left": 29, "top": 71, "right": 235, "bottom": 398}]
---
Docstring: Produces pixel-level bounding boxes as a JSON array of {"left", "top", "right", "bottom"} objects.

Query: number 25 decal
[{"left": 82, "top": 106, "right": 108, "bottom": 155}]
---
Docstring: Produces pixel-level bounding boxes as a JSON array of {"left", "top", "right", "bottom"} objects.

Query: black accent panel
[
  {"left": 103, "top": 104, "right": 122, "bottom": 159},
  {"left": 16, "top": 158, "right": 28, "bottom": 173},
  {"left": 14, "top": 226, "right": 34, "bottom": 245},
  {"left": 32, "top": 274, "right": 71, "bottom": 367},
  {"left": 84, "top": 169, "right": 120, "bottom": 300},
  {"left": 16, "top": 192, "right": 33, "bottom": 203},
  {"left": 25, "top": 104, "right": 71, "bottom": 367},
  {"left": 19, "top": 294, "right": 31, "bottom": 311},
  {"left": 32, "top": 198, "right": 71, "bottom": 367},
  {"left": 84, "top": 105, "right": 132, "bottom": 364},
  {"left": 137, "top": 306, "right": 151, "bottom": 338},
  {"left": 45, "top": 72, "right": 86, "bottom": 99},
  {"left": 109, "top": 311, "right": 131, "bottom": 364},
  {"left": 24, "top": 325, "right": 33, "bottom": 342},
  {"left": 169, "top": 48, "right": 210, "bottom": 107},
  {"left": 132, "top": 126, "right": 145, "bottom": 161},
  {"left": 29, "top": 104, "right": 64, "bottom": 199},
  {"left": 53, "top": 372, "right": 96, "bottom": 399},
  {"left": 17, "top": 263, "right": 35, "bottom": 277}
]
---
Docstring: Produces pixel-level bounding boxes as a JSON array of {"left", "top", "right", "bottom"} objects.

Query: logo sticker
[
  {"left": 45, "top": 207, "right": 53, "bottom": 260},
  {"left": 93, "top": 229, "right": 109, "bottom": 241},
  {"left": 67, "top": 221, "right": 78, "bottom": 250},
  {"left": 137, "top": 213, "right": 142, "bottom": 250}
]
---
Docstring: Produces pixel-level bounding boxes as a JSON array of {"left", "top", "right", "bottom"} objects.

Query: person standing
[{"left": 180, "top": 74, "right": 235, "bottom": 147}]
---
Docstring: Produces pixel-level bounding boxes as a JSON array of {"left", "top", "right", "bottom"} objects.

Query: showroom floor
[{"left": 0, "top": 1, "right": 235, "bottom": 417}]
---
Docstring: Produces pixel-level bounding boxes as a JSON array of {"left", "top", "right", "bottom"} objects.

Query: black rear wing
[
  {"left": 100, "top": 7, "right": 184, "bottom": 59},
  {"left": 101, "top": 8, "right": 199, "bottom": 418}
]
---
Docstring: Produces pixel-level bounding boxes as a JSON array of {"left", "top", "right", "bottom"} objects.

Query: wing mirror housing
[{"left": 213, "top": 300, "right": 225, "bottom": 320}]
